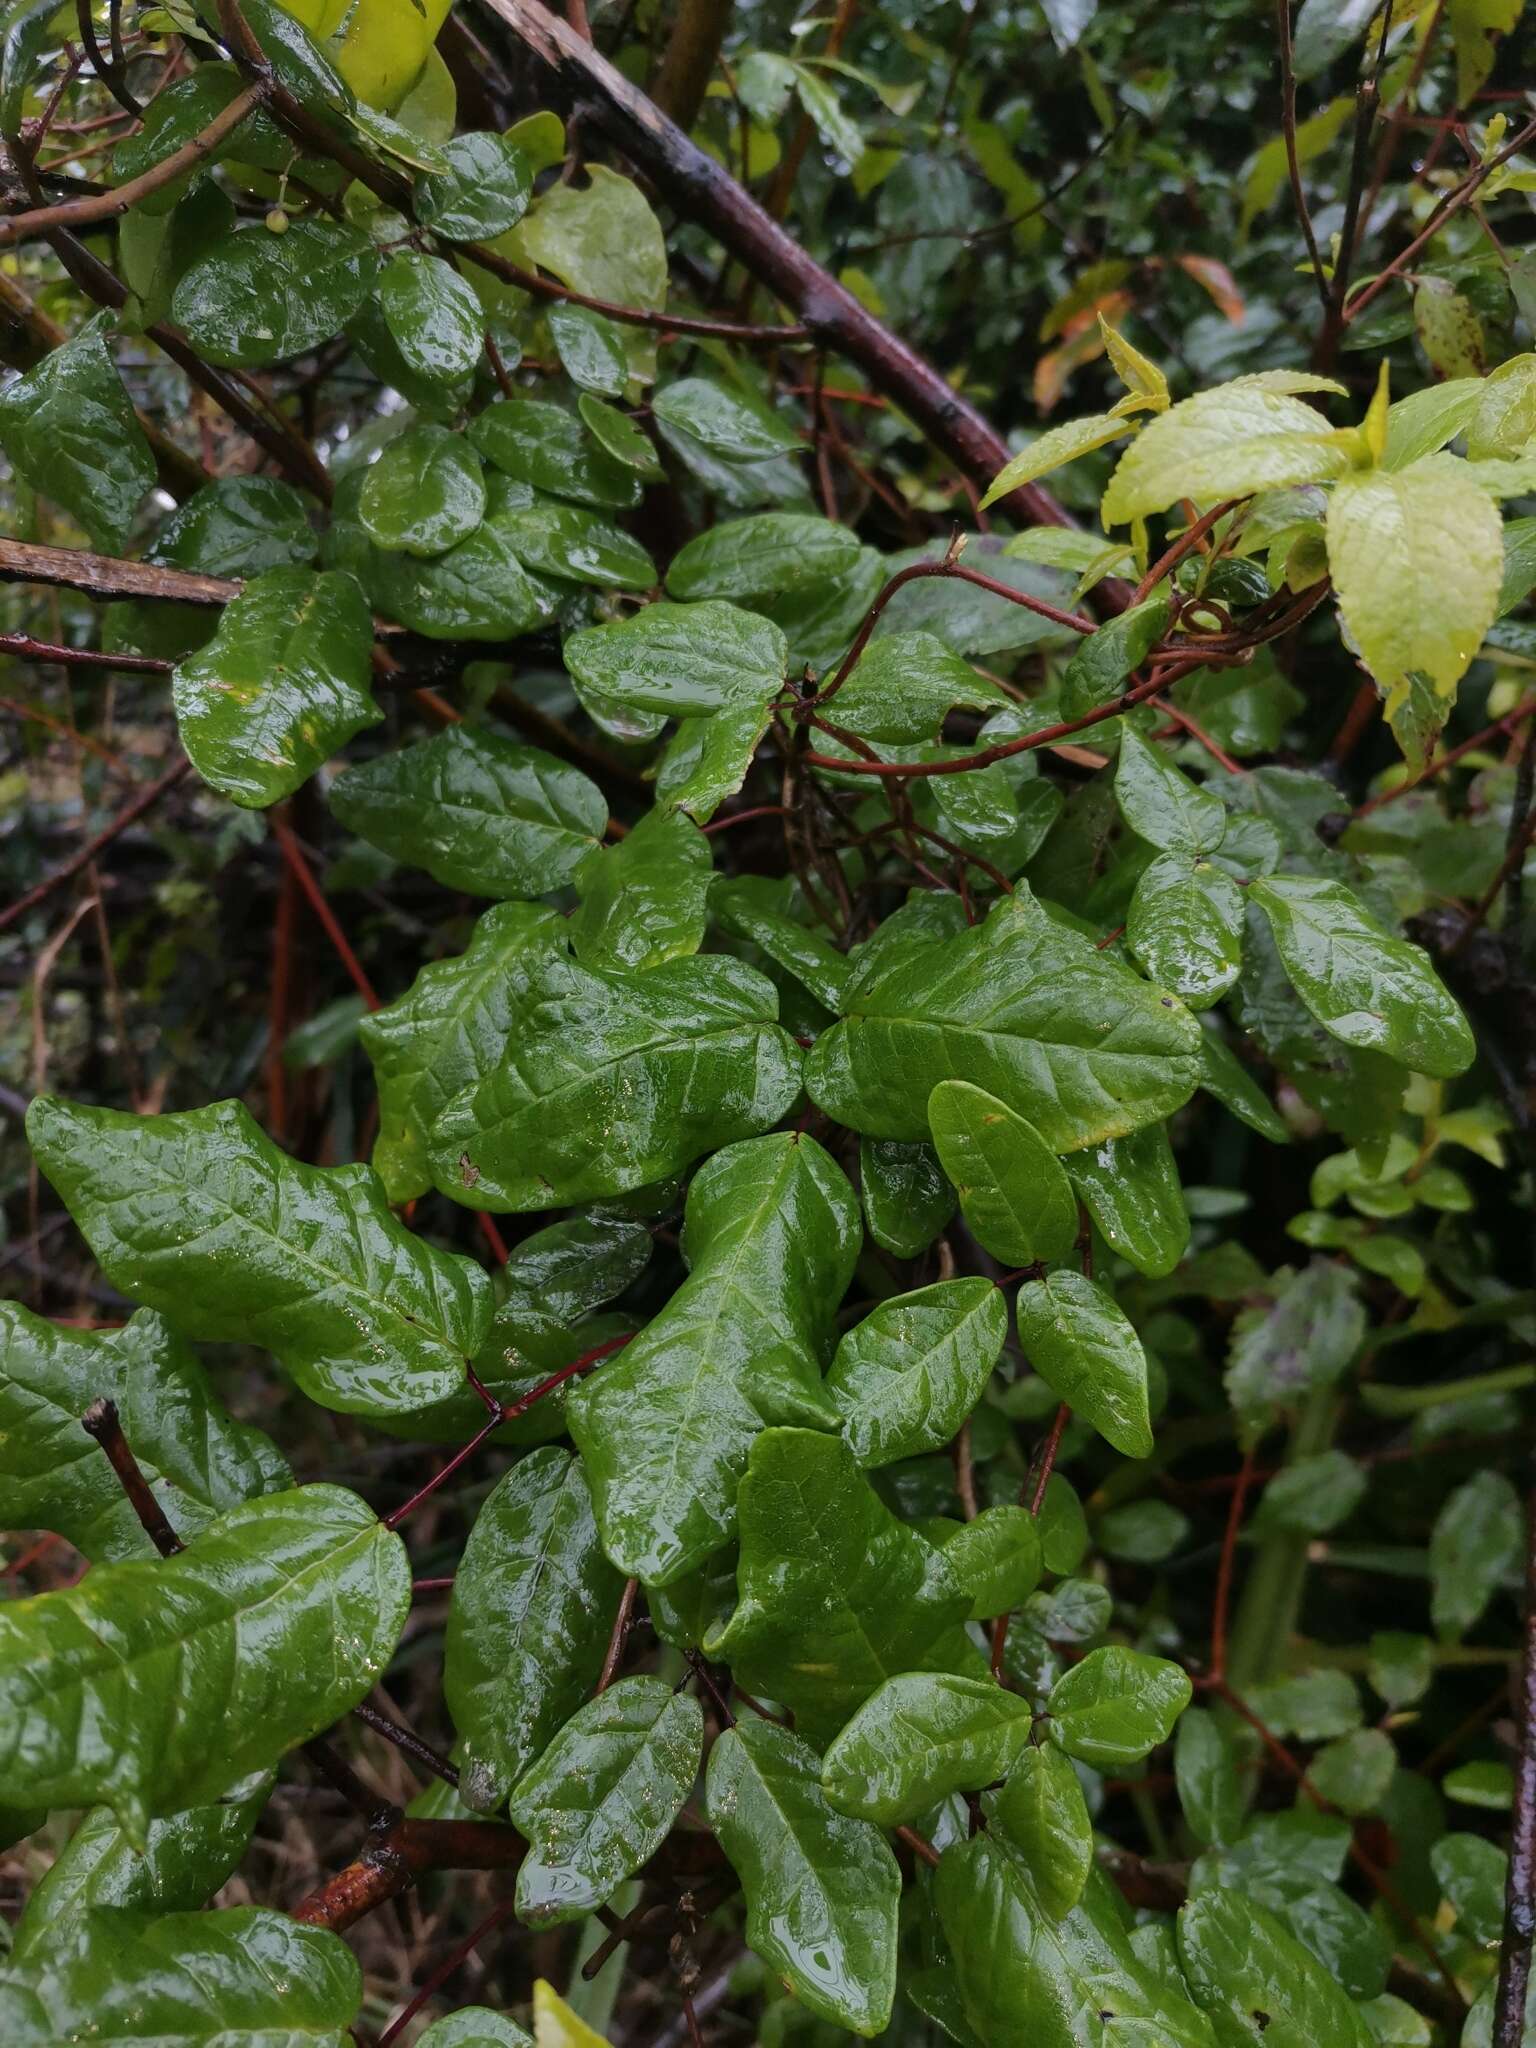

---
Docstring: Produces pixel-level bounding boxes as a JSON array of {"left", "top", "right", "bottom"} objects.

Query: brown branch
[
  {"left": 0, "top": 535, "right": 236, "bottom": 607},
  {"left": 649, "top": 0, "right": 733, "bottom": 132},
  {"left": 1495, "top": 1481, "right": 1536, "bottom": 2047},
  {"left": 291, "top": 1817, "right": 528, "bottom": 1933},
  {"left": 0, "top": 631, "right": 173, "bottom": 673},
  {"left": 0, "top": 757, "right": 192, "bottom": 934},
  {"left": 80, "top": 1397, "right": 183, "bottom": 1557},
  {"left": 458, "top": 235, "right": 809, "bottom": 344}
]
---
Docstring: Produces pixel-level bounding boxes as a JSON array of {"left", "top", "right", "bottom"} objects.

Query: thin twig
[
  {"left": 80, "top": 1397, "right": 182, "bottom": 1557},
  {"left": 0, "top": 757, "right": 191, "bottom": 934}
]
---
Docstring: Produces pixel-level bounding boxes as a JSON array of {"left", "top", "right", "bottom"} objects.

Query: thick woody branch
[
  {"left": 0, "top": 536, "right": 236, "bottom": 606},
  {"left": 290, "top": 1816, "right": 528, "bottom": 1932},
  {"left": 649, "top": 0, "right": 734, "bottom": 132}
]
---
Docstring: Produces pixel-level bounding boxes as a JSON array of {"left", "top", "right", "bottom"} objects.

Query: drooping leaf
[
  {"left": 172, "top": 220, "right": 381, "bottom": 368},
  {"left": 1014, "top": 1269, "right": 1154, "bottom": 1458},
  {"left": 0, "top": 1302, "right": 289, "bottom": 1563},
  {"left": 570, "top": 808, "right": 713, "bottom": 971},
  {"left": 330, "top": 726, "right": 607, "bottom": 898},
  {"left": 705, "top": 1719, "right": 901, "bottom": 2038},
  {"left": 1060, "top": 596, "right": 1171, "bottom": 718},
  {"left": 0, "top": 313, "right": 154, "bottom": 551},
  {"left": 358, "top": 423, "right": 487, "bottom": 556},
  {"left": 509, "top": 1677, "right": 703, "bottom": 1923},
  {"left": 569, "top": 1136, "right": 858, "bottom": 1584},
  {"left": 706, "top": 1427, "right": 973, "bottom": 1743},
  {"left": 26, "top": 1095, "right": 491, "bottom": 1422},
  {"left": 651, "top": 376, "right": 802, "bottom": 462},
  {"left": 711, "top": 874, "right": 852, "bottom": 1013},
  {"left": 429, "top": 954, "right": 803, "bottom": 1212},
  {"left": 445, "top": 1448, "right": 624, "bottom": 1812},
  {"left": 1046, "top": 1645, "right": 1192, "bottom": 1767},
  {"left": 0, "top": 1486, "right": 407, "bottom": 1838},
  {"left": 1065, "top": 1125, "right": 1190, "bottom": 1278},
  {"left": 928, "top": 1079, "right": 1079, "bottom": 1266},
  {"left": 992, "top": 1743, "right": 1094, "bottom": 1918},
  {"left": 821, "top": 1672, "right": 1034, "bottom": 1823},
  {"left": 826, "top": 1276, "right": 1007, "bottom": 1467},
  {"left": 171, "top": 567, "right": 379, "bottom": 808},
  {"left": 653, "top": 697, "right": 778, "bottom": 822}
]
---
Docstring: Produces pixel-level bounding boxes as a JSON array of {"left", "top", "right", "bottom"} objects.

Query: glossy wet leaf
[
  {"left": 0, "top": 1485, "right": 407, "bottom": 1838},
  {"left": 707, "top": 1426, "right": 972, "bottom": 1742},
  {"left": 1128, "top": 857, "right": 1245, "bottom": 1010},
  {"left": 928, "top": 1079, "right": 1079, "bottom": 1266},
  {"left": 651, "top": 376, "right": 802, "bottom": 462},
  {"left": 1248, "top": 875, "right": 1474, "bottom": 1079},
  {"left": 859, "top": 1137, "right": 957, "bottom": 1257},
  {"left": 509, "top": 1677, "right": 703, "bottom": 1923},
  {"left": 666, "top": 512, "right": 866, "bottom": 605},
  {"left": 1065, "top": 1125, "right": 1190, "bottom": 1278},
  {"left": 579, "top": 394, "right": 665, "bottom": 476},
  {"left": 807, "top": 890, "right": 1202, "bottom": 1152},
  {"left": 330, "top": 726, "right": 606, "bottom": 897},
  {"left": 0, "top": 312, "right": 153, "bottom": 551},
  {"left": 172, "top": 566, "right": 378, "bottom": 809},
  {"left": 831, "top": 632, "right": 1013, "bottom": 743},
  {"left": 0, "top": 1906, "right": 361, "bottom": 2045},
  {"left": 1116, "top": 727, "right": 1227, "bottom": 853},
  {"left": 934, "top": 1505, "right": 1044, "bottom": 1618},
  {"left": 1047, "top": 1645, "right": 1192, "bottom": 1767},
  {"left": 1429, "top": 1469, "right": 1522, "bottom": 1639},
  {"left": 377, "top": 251, "right": 484, "bottom": 381},
  {"left": 548, "top": 301, "right": 630, "bottom": 395},
  {"left": 1177, "top": 1888, "right": 1375, "bottom": 2047},
  {"left": 358, "top": 423, "right": 487, "bottom": 556},
  {"left": 360, "top": 900, "right": 565, "bottom": 1203},
  {"left": 27, "top": 1095, "right": 491, "bottom": 1422},
  {"left": 1058, "top": 595, "right": 1171, "bottom": 718},
  {"left": 826, "top": 1276, "right": 1007, "bottom": 1467},
  {"left": 1015, "top": 1269, "right": 1153, "bottom": 1458},
  {"left": 496, "top": 496, "right": 656, "bottom": 590},
  {"left": 172, "top": 220, "right": 380, "bottom": 368},
  {"left": 711, "top": 874, "right": 852, "bottom": 1013},
  {"left": 570, "top": 1136, "right": 858, "bottom": 1584},
  {"left": 419, "top": 2011, "right": 534, "bottom": 2048},
  {"left": 0, "top": 1302, "right": 289, "bottom": 1563},
  {"left": 111, "top": 64, "right": 268, "bottom": 211},
  {"left": 445, "top": 1448, "right": 623, "bottom": 1812},
  {"left": 1102, "top": 379, "right": 1347, "bottom": 525},
  {"left": 571, "top": 807, "right": 713, "bottom": 970},
  {"left": 150, "top": 475, "right": 319, "bottom": 578},
  {"left": 565, "top": 599, "right": 788, "bottom": 717},
  {"left": 993, "top": 1743, "right": 1094, "bottom": 1918},
  {"left": 653, "top": 698, "right": 779, "bottom": 821},
  {"left": 471, "top": 398, "right": 642, "bottom": 509},
  {"left": 706, "top": 1719, "right": 900, "bottom": 2037},
  {"left": 415, "top": 131, "right": 533, "bottom": 239},
  {"left": 821, "top": 1672, "right": 1034, "bottom": 1823}
]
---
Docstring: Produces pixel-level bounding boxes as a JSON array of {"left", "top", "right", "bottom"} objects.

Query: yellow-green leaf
[{"left": 1102, "top": 378, "right": 1349, "bottom": 526}]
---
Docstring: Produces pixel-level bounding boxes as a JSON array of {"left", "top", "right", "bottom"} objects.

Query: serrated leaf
[
  {"left": 565, "top": 599, "right": 787, "bottom": 716},
  {"left": 827, "top": 1276, "right": 1006, "bottom": 1467},
  {"left": 1128, "top": 856, "right": 1245, "bottom": 1010},
  {"left": 445, "top": 1448, "right": 623, "bottom": 1812},
  {"left": 0, "top": 1486, "right": 406, "bottom": 1837},
  {"left": 330, "top": 726, "right": 606, "bottom": 897},
  {"left": 471, "top": 398, "right": 642, "bottom": 510},
  {"left": 415, "top": 131, "right": 532, "bottom": 239},
  {"left": 1178, "top": 1889, "right": 1375, "bottom": 2047},
  {"left": 706, "top": 1427, "right": 972, "bottom": 1742},
  {"left": 430, "top": 955, "right": 803, "bottom": 1213},
  {"left": 509, "top": 1677, "right": 703, "bottom": 1923},
  {"left": 1047, "top": 1645, "right": 1191, "bottom": 1767},
  {"left": 571, "top": 807, "right": 713, "bottom": 971},
  {"left": 570, "top": 1136, "right": 858, "bottom": 1584},
  {"left": 928, "top": 1080, "right": 1078, "bottom": 1266},
  {"left": 1248, "top": 874, "right": 1474, "bottom": 1077},
  {"left": 0, "top": 1906, "right": 361, "bottom": 2046},
  {"left": 826, "top": 631, "right": 1013, "bottom": 742},
  {"left": 358, "top": 424, "right": 487, "bottom": 556},
  {"left": 27, "top": 1095, "right": 491, "bottom": 1422},
  {"left": 859, "top": 1137, "right": 957, "bottom": 1257},
  {"left": 0, "top": 313, "right": 154, "bottom": 551},
  {"left": 821, "top": 1672, "right": 1034, "bottom": 1824},
  {"left": 171, "top": 566, "right": 378, "bottom": 809},
  {"left": 993, "top": 1743, "right": 1094, "bottom": 1918},
  {"left": 173, "top": 221, "right": 380, "bottom": 368},
  {"left": 1429, "top": 1469, "right": 1522, "bottom": 1638},
  {"left": 705, "top": 1719, "right": 900, "bottom": 2037},
  {"left": 1102, "top": 379, "right": 1348, "bottom": 526},
  {"left": 0, "top": 1302, "right": 289, "bottom": 1564},
  {"left": 1065, "top": 1125, "right": 1190, "bottom": 1278},
  {"left": 1014, "top": 1269, "right": 1153, "bottom": 1458},
  {"left": 981, "top": 412, "right": 1137, "bottom": 508}
]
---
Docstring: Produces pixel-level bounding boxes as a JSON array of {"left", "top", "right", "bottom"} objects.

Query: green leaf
[
  {"left": 928, "top": 1079, "right": 1079, "bottom": 1266},
  {"left": 0, "top": 1906, "right": 361, "bottom": 2046},
  {"left": 0, "top": 313, "right": 154, "bottom": 551},
  {"left": 705, "top": 1719, "right": 900, "bottom": 2038},
  {"left": 565, "top": 600, "right": 788, "bottom": 717},
  {"left": 358, "top": 424, "right": 487, "bottom": 556},
  {"left": 1102, "top": 378, "right": 1348, "bottom": 526},
  {"left": 1060, "top": 596, "right": 1172, "bottom": 720},
  {"left": 509, "top": 1677, "right": 703, "bottom": 1923},
  {"left": 1325, "top": 461, "right": 1503, "bottom": 710},
  {"left": 445, "top": 1448, "right": 623, "bottom": 1812},
  {"left": 821, "top": 1672, "right": 1034, "bottom": 1824},
  {"left": 829, "top": 632, "right": 1012, "bottom": 743},
  {"left": 1175, "top": 1708, "right": 1243, "bottom": 1848},
  {"left": 937, "top": 1839, "right": 1216, "bottom": 2046},
  {"left": 419, "top": 2012, "right": 534, "bottom": 2048},
  {"left": 826, "top": 1276, "right": 1007, "bottom": 1468},
  {"left": 1177, "top": 1888, "right": 1375, "bottom": 2047},
  {"left": 667, "top": 512, "right": 865, "bottom": 605},
  {"left": 992, "top": 1743, "right": 1094, "bottom": 1918},
  {"left": 171, "top": 566, "right": 378, "bottom": 809},
  {"left": 1429, "top": 1469, "right": 1522, "bottom": 1638},
  {"left": 495, "top": 495, "right": 656, "bottom": 590},
  {"left": 1046, "top": 1646, "right": 1192, "bottom": 1767},
  {"left": 548, "top": 301, "right": 630, "bottom": 395},
  {"left": 360, "top": 900, "right": 564, "bottom": 1203},
  {"left": 707, "top": 1427, "right": 972, "bottom": 1743},
  {"left": 1197, "top": 1028, "right": 1289, "bottom": 1142},
  {"left": 1308, "top": 1728, "right": 1394, "bottom": 1814},
  {"left": 1252, "top": 1448, "right": 1367, "bottom": 1535},
  {"left": 415, "top": 132, "right": 532, "bottom": 239},
  {"left": 377, "top": 252, "right": 485, "bottom": 380},
  {"left": 571, "top": 807, "right": 713, "bottom": 971},
  {"left": 150, "top": 476, "right": 319, "bottom": 578},
  {"left": 1382, "top": 378, "right": 1483, "bottom": 468},
  {"left": 173, "top": 221, "right": 381, "bottom": 368},
  {"left": 1469, "top": 352, "right": 1536, "bottom": 459},
  {"left": 1432, "top": 1832, "right": 1508, "bottom": 1945},
  {"left": 328, "top": 470, "right": 544, "bottom": 640},
  {"left": 330, "top": 726, "right": 606, "bottom": 898},
  {"left": 1014, "top": 1270, "right": 1153, "bottom": 1458},
  {"left": 933, "top": 1505, "right": 1044, "bottom": 1618},
  {"left": 1248, "top": 874, "right": 1474, "bottom": 1078},
  {"left": 981, "top": 411, "right": 1137, "bottom": 507},
  {"left": 859, "top": 1137, "right": 957, "bottom": 1258},
  {"left": 0, "top": 1485, "right": 407, "bottom": 1838},
  {"left": 26, "top": 1095, "right": 491, "bottom": 1423},
  {"left": 654, "top": 698, "right": 777, "bottom": 822},
  {"left": 515, "top": 164, "right": 667, "bottom": 333},
  {"left": 1116, "top": 727, "right": 1227, "bottom": 854},
  {"left": 430, "top": 956, "right": 803, "bottom": 1213},
  {"left": 711, "top": 874, "right": 852, "bottom": 1013},
  {"left": 0, "top": 1302, "right": 289, "bottom": 1564},
  {"left": 806, "top": 891, "right": 1202, "bottom": 1152},
  {"left": 471, "top": 398, "right": 642, "bottom": 510},
  {"left": 579, "top": 394, "right": 665, "bottom": 477},
  {"left": 1127, "top": 857, "right": 1245, "bottom": 1010},
  {"left": 651, "top": 376, "right": 802, "bottom": 462},
  {"left": 1367, "top": 1631, "right": 1434, "bottom": 1709},
  {"left": 1225, "top": 1259, "right": 1364, "bottom": 1431},
  {"left": 1065, "top": 1126, "right": 1190, "bottom": 1279},
  {"left": 570, "top": 1136, "right": 858, "bottom": 1584}
]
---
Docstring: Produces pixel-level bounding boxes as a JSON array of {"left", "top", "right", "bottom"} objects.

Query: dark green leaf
[
  {"left": 1128, "top": 857, "right": 1245, "bottom": 1009},
  {"left": 711, "top": 874, "right": 852, "bottom": 1013},
  {"left": 1065, "top": 1125, "right": 1190, "bottom": 1279},
  {"left": 992, "top": 1743, "right": 1094, "bottom": 1918},
  {"left": 377, "top": 252, "right": 485, "bottom": 381},
  {"left": 172, "top": 221, "right": 380, "bottom": 368},
  {"left": 826, "top": 1277, "right": 1007, "bottom": 1467},
  {"left": 471, "top": 398, "right": 642, "bottom": 509},
  {"left": 1015, "top": 1270, "right": 1153, "bottom": 1458},
  {"left": 111, "top": 66, "right": 267, "bottom": 213},
  {"left": 330, "top": 726, "right": 606, "bottom": 897},
  {"left": 1046, "top": 1645, "right": 1192, "bottom": 1767},
  {"left": 415, "top": 132, "right": 533, "bottom": 240},
  {"left": 830, "top": 632, "right": 1013, "bottom": 743},
  {"left": 445, "top": 1448, "right": 623, "bottom": 1812},
  {"left": 651, "top": 377, "right": 802, "bottom": 462},
  {"left": 26, "top": 1095, "right": 491, "bottom": 1422},
  {"left": 1197, "top": 1028, "right": 1288, "bottom": 1143},
  {"left": 859, "top": 1137, "right": 957, "bottom": 1258},
  {"left": 571, "top": 807, "right": 713, "bottom": 970},
  {"left": 358, "top": 425, "right": 487, "bottom": 557},
  {"left": 1175, "top": 1708, "right": 1244, "bottom": 1848},
  {"left": 548, "top": 301, "right": 629, "bottom": 395},
  {"left": 509, "top": 1677, "right": 703, "bottom": 1923},
  {"left": 1177, "top": 1888, "right": 1375, "bottom": 2046},
  {"left": 932, "top": 1505, "right": 1044, "bottom": 1618},
  {"left": 150, "top": 476, "right": 319, "bottom": 577},
  {"left": 496, "top": 495, "right": 656, "bottom": 590},
  {"left": 1060, "top": 596, "right": 1172, "bottom": 718},
  {"left": 666, "top": 512, "right": 865, "bottom": 605},
  {"left": 653, "top": 699, "right": 777, "bottom": 821},
  {"left": 570, "top": 1137, "right": 858, "bottom": 1583},
  {"left": 418, "top": 2012, "right": 533, "bottom": 2048},
  {"left": 578, "top": 394, "right": 665, "bottom": 477},
  {"left": 1429, "top": 1470, "right": 1522, "bottom": 1638},
  {"left": 565, "top": 599, "right": 787, "bottom": 716},
  {"left": 928, "top": 1079, "right": 1078, "bottom": 1266},
  {"left": 705, "top": 1719, "right": 900, "bottom": 2037},
  {"left": 1432, "top": 1832, "right": 1507, "bottom": 1945},
  {"left": 821, "top": 1672, "right": 1034, "bottom": 1823},
  {"left": 0, "top": 313, "right": 154, "bottom": 551},
  {"left": 1251, "top": 1448, "right": 1366, "bottom": 1535},
  {"left": 1116, "top": 727, "right": 1227, "bottom": 854}
]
